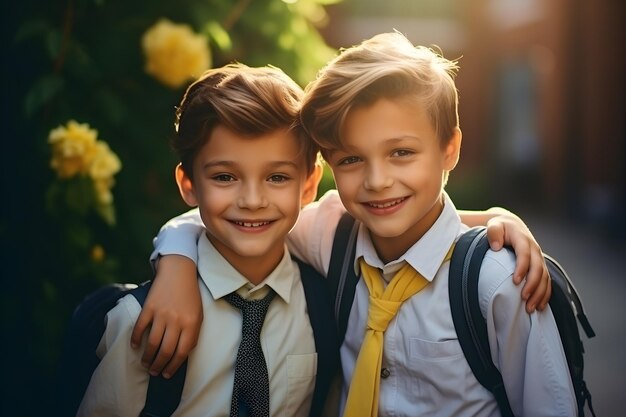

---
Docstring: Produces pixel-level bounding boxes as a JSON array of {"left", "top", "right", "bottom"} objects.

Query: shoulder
[
  {"left": 300, "top": 189, "right": 345, "bottom": 220},
  {"left": 105, "top": 293, "right": 142, "bottom": 330},
  {"left": 477, "top": 248, "right": 519, "bottom": 312},
  {"left": 289, "top": 189, "right": 346, "bottom": 275}
]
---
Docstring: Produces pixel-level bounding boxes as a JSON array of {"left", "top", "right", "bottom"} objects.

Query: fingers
[
  {"left": 161, "top": 328, "right": 198, "bottom": 378},
  {"left": 148, "top": 325, "right": 180, "bottom": 376},
  {"left": 142, "top": 318, "right": 166, "bottom": 370},
  {"left": 131, "top": 308, "right": 153, "bottom": 349},
  {"left": 537, "top": 269, "right": 552, "bottom": 311},
  {"left": 485, "top": 221, "right": 505, "bottom": 252},
  {"left": 510, "top": 239, "right": 531, "bottom": 286},
  {"left": 135, "top": 311, "right": 202, "bottom": 378},
  {"left": 521, "top": 251, "right": 550, "bottom": 313}
]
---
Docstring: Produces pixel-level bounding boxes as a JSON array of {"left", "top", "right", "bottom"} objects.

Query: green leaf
[
  {"left": 23, "top": 74, "right": 65, "bottom": 117},
  {"left": 45, "top": 29, "right": 63, "bottom": 60},
  {"left": 314, "top": 0, "right": 343, "bottom": 5},
  {"left": 205, "top": 21, "right": 232, "bottom": 51}
]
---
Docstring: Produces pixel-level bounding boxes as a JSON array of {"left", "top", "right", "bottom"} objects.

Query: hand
[
  {"left": 485, "top": 214, "right": 551, "bottom": 314},
  {"left": 131, "top": 255, "right": 202, "bottom": 378}
]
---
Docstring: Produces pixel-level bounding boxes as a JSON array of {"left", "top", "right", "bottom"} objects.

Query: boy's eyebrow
[
  {"left": 202, "top": 160, "right": 301, "bottom": 171},
  {"left": 334, "top": 135, "right": 422, "bottom": 153},
  {"left": 384, "top": 135, "right": 422, "bottom": 143}
]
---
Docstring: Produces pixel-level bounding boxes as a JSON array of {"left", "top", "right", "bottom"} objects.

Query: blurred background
[{"left": 2, "top": 0, "right": 624, "bottom": 416}]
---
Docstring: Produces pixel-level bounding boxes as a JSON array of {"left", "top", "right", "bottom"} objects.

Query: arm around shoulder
[
  {"left": 150, "top": 207, "right": 204, "bottom": 267},
  {"left": 287, "top": 190, "right": 346, "bottom": 276}
]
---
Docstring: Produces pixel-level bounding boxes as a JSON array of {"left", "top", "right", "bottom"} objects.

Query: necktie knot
[
  {"left": 367, "top": 297, "right": 402, "bottom": 332},
  {"left": 225, "top": 291, "right": 276, "bottom": 337}
]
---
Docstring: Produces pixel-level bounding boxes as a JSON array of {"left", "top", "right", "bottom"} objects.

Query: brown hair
[{"left": 173, "top": 63, "right": 318, "bottom": 180}]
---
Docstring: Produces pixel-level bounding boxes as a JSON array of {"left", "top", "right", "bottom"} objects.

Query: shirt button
[{"left": 381, "top": 368, "right": 391, "bottom": 379}]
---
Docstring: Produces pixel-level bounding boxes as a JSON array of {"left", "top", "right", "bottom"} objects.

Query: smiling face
[
  {"left": 326, "top": 97, "right": 461, "bottom": 263},
  {"left": 177, "top": 124, "right": 315, "bottom": 281}
]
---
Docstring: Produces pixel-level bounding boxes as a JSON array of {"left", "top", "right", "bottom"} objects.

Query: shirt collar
[
  {"left": 197, "top": 234, "right": 295, "bottom": 303},
  {"left": 353, "top": 191, "right": 461, "bottom": 282}
]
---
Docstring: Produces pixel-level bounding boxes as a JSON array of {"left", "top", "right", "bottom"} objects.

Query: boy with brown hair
[{"left": 77, "top": 63, "right": 339, "bottom": 417}]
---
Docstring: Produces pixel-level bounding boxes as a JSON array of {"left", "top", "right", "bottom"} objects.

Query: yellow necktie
[{"left": 343, "top": 245, "right": 454, "bottom": 417}]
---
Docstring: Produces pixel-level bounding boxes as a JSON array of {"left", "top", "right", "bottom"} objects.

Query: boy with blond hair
[{"left": 294, "top": 32, "right": 575, "bottom": 416}]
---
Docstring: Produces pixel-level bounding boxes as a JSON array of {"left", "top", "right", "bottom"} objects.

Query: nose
[
  {"left": 237, "top": 182, "right": 269, "bottom": 210},
  {"left": 363, "top": 162, "right": 393, "bottom": 191}
]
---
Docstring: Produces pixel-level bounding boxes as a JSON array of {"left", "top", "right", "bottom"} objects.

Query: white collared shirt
[
  {"left": 291, "top": 190, "right": 576, "bottom": 417},
  {"left": 79, "top": 234, "right": 317, "bottom": 417},
  {"left": 150, "top": 190, "right": 576, "bottom": 416}
]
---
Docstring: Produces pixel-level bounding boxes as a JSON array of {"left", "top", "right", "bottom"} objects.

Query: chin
[{"left": 362, "top": 222, "right": 407, "bottom": 240}]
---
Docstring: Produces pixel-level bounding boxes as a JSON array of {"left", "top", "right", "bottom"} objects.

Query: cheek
[
  {"left": 196, "top": 185, "right": 231, "bottom": 210},
  {"left": 267, "top": 180, "right": 302, "bottom": 208},
  {"left": 331, "top": 171, "right": 358, "bottom": 194}
]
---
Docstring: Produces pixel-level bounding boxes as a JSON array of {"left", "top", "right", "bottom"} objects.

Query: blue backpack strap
[
  {"left": 294, "top": 257, "right": 341, "bottom": 417},
  {"left": 130, "top": 283, "right": 188, "bottom": 417},
  {"left": 327, "top": 212, "right": 360, "bottom": 343},
  {"left": 448, "top": 227, "right": 514, "bottom": 417}
]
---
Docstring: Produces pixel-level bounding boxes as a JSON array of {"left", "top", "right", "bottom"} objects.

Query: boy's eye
[
  {"left": 268, "top": 174, "right": 290, "bottom": 183},
  {"left": 212, "top": 174, "right": 236, "bottom": 182},
  {"left": 338, "top": 156, "right": 361, "bottom": 165},
  {"left": 391, "top": 149, "right": 414, "bottom": 157}
]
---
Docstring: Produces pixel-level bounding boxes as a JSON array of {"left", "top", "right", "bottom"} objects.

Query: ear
[
  {"left": 175, "top": 163, "right": 199, "bottom": 207},
  {"left": 443, "top": 127, "right": 462, "bottom": 171},
  {"left": 300, "top": 163, "right": 324, "bottom": 206}
]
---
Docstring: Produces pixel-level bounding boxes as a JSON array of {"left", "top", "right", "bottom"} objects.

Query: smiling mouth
[
  {"left": 366, "top": 197, "right": 407, "bottom": 209},
  {"left": 232, "top": 220, "right": 272, "bottom": 228}
]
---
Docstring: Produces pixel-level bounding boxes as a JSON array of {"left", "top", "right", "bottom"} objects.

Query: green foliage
[{"left": 3, "top": 0, "right": 339, "bottom": 413}]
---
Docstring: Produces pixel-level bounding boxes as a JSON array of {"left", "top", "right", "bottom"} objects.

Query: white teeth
[
  {"left": 234, "top": 221, "right": 270, "bottom": 228},
  {"left": 369, "top": 198, "right": 404, "bottom": 209}
]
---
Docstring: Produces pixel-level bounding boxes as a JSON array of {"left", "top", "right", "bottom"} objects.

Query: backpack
[
  {"left": 55, "top": 281, "right": 187, "bottom": 417},
  {"left": 328, "top": 212, "right": 597, "bottom": 417},
  {"left": 449, "top": 226, "right": 596, "bottom": 417},
  {"left": 55, "top": 256, "right": 339, "bottom": 417}
]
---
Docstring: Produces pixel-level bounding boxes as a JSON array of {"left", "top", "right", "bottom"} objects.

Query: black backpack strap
[
  {"left": 129, "top": 283, "right": 188, "bottom": 417},
  {"left": 327, "top": 212, "right": 360, "bottom": 343},
  {"left": 544, "top": 256, "right": 597, "bottom": 417},
  {"left": 449, "top": 227, "right": 514, "bottom": 417},
  {"left": 295, "top": 257, "right": 341, "bottom": 417}
]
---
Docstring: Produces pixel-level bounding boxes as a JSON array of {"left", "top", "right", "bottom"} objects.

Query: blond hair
[{"left": 301, "top": 32, "right": 459, "bottom": 153}]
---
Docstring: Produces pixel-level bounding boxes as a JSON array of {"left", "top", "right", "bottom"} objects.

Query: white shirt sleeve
[
  {"left": 480, "top": 249, "right": 577, "bottom": 416},
  {"left": 286, "top": 190, "right": 346, "bottom": 276},
  {"left": 76, "top": 296, "right": 149, "bottom": 417},
  {"left": 150, "top": 208, "right": 204, "bottom": 268}
]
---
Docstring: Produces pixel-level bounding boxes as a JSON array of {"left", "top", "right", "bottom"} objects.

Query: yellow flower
[
  {"left": 93, "top": 177, "right": 115, "bottom": 205},
  {"left": 48, "top": 120, "right": 122, "bottom": 207},
  {"left": 89, "top": 141, "right": 122, "bottom": 180},
  {"left": 141, "top": 19, "right": 211, "bottom": 88},
  {"left": 48, "top": 120, "right": 98, "bottom": 178}
]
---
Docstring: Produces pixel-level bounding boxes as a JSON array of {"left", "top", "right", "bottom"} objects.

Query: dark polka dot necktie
[{"left": 224, "top": 289, "right": 276, "bottom": 417}]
